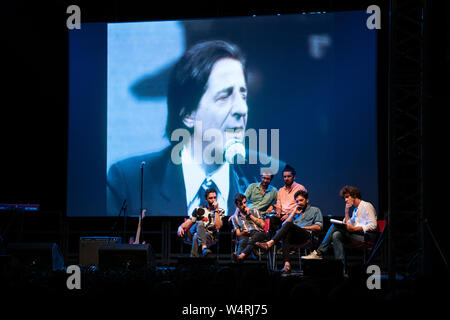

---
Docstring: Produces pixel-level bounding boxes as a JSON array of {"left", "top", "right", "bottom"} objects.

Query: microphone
[
  {"left": 224, "top": 138, "right": 246, "bottom": 164},
  {"left": 140, "top": 161, "right": 146, "bottom": 168}
]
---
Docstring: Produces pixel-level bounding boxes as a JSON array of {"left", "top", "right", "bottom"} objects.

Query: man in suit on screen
[{"left": 107, "top": 40, "right": 282, "bottom": 217}]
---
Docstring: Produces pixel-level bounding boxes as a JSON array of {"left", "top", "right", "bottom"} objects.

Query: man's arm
[
  {"left": 213, "top": 205, "right": 223, "bottom": 230},
  {"left": 346, "top": 224, "right": 364, "bottom": 232},
  {"left": 343, "top": 202, "right": 351, "bottom": 223},
  {"left": 248, "top": 211, "right": 265, "bottom": 229},
  {"left": 275, "top": 191, "right": 282, "bottom": 217},
  {"left": 177, "top": 219, "right": 194, "bottom": 237},
  {"left": 358, "top": 202, "right": 378, "bottom": 233},
  {"left": 302, "top": 224, "right": 322, "bottom": 233},
  {"left": 235, "top": 227, "right": 248, "bottom": 237},
  {"left": 215, "top": 211, "right": 224, "bottom": 230},
  {"left": 303, "top": 208, "right": 323, "bottom": 233},
  {"left": 284, "top": 208, "right": 298, "bottom": 224}
]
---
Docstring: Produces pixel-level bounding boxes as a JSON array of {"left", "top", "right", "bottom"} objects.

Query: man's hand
[
  {"left": 346, "top": 224, "right": 356, "bottom": 232},
  {"left": 344, "top": 203, "right": 351, "bottom": 223},
  {"left": 280, "top": 214, "right": 288, "bottom": 222},
  {"left": 213, "top": 201, "right": 219, "bottom": 210},
  {"left": 346, "top": 224, "right": 363, "bottom": 232},
  {"left": 177, "top": 226, "right": 185, "bottom": 237},
  {"left": 275, "top": 204, "right": 281, "bottom": 217}
]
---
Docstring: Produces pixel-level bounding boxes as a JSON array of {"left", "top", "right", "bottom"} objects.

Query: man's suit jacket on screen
[{"left": 107, "top": 146, "right": 283, "bottom": 217}]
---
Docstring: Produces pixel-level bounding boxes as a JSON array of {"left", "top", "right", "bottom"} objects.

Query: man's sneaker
[
  {"left": 202, "top": 248, "right": 212, "bottom": 257},
  {"left": 302, "top": 250, "right": 323, "bottom": 260}
]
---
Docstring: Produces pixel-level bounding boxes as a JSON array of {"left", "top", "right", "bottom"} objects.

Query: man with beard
[
  {"left": 256, "top": 190, "right": 323, "bottom": 273},
  {"left": 230, "top": 193, "right": 266, "bottom": 262},
  {"left": 177, "top": 188, "right": 225, "bottom": 257},
  {"left": 244, "top": 172, "right": 278, "bottom": 217},
  {"left": 268, "top": 165, "right": 307, "bottom": 237}
]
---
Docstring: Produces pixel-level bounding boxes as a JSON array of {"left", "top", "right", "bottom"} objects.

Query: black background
[{"left": 1, "top": 0, "right": 449, "bottom": 271}]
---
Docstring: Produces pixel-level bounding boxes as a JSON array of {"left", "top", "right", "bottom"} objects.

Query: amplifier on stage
[{"left": 79, "top": 236, "right": 122, "bottom": 266}]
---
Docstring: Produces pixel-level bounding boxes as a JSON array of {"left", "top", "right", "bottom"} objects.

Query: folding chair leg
[
  {"left": 298, "top": 248, "right": 302, "bottom": 272},
  {"left": 272, "top": 245, "right": 277, "bottom": 271},
  {"left": 216, "top": 241, "right": 220, "bottom": 262}
]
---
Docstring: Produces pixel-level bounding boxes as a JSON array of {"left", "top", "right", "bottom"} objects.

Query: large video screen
[{"left": 67, "top": 11, "right": 378, "bottom": 217}]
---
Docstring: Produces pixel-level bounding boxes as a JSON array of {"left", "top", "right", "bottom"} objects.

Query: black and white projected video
[{"left": 67, "top": 11, "right": 378, "bottom": 217}]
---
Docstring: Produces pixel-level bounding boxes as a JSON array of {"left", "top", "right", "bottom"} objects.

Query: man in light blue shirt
[{"left": 256, "top": 190, "right": 323, "bottom": 273}]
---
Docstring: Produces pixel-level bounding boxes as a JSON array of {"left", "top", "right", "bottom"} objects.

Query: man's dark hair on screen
[{"left": 165, "top": 40, "right": 247, "bottom": 141}]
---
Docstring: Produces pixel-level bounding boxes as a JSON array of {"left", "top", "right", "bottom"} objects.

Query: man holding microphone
[
  {"left": 230, "top": 193, "right": 267, "bottom": 262},
  {"left": 177, "top": 188, "right": 225, "bottom": 257}
]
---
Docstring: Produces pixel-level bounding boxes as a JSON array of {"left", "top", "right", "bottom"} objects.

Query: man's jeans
[
  {"left": 190, "top": 222, "right": 215, "bottom": 257},
  {"left": 317, "top": 224, "right": 377, "bottom": 261},
  {"left": 237, "top": 230, "right": 267, "bottom": 257},
  {"left": 271, "top": 221, "right": 312, "bottom": 263}
]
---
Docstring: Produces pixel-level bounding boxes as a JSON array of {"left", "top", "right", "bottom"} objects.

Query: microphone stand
[{"left": 111, "top": 200, "right": 127, "bottom": 242}]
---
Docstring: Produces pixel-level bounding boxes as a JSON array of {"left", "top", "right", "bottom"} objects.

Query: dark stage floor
[{"left": 1, "top": 254, "right": 448, "bottom": 315}]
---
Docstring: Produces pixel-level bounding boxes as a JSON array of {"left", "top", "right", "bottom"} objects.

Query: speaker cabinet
[
  {"left": 79, "top": 236, "right": 122, "bottom": 266},
  {"left": 7, "top": 242, "right": 64, "bottom": 271},
  {"left": 98, "top": 244, "right": 153, "bottom": 270}
]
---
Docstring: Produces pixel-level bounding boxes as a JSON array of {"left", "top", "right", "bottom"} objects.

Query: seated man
[
  {"left": 244, "top": 172, "right": 278, "bottom": 218},
  {"left": 302, "top": 185, "right": 377, "bottom": 262},
  {"left": 230, "top": 193, "right": 267, "bottom": 262},
  {"left": 177, "top": 188, "right": 225, "bottom": 257},
  {"left": 256, "top": 190, "right": 323, "bottom": 273},
  {"left": 269, "top": 165, "right": 307, "bottom": 237}
]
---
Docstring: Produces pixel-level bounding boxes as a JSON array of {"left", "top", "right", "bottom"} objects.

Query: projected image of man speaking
[{"left": 107, "top": 40, "right": 282, "bottom": 217}]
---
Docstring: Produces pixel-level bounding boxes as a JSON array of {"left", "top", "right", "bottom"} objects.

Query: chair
[
  {"left": 269, "top": 230, "right": 316, "bottom": 272},
  {"left": 264, "top": 217, "right": 320, "bottom": 272},
  {"left": 344, "top": 219, "right": 386, "bottom": 265}
]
